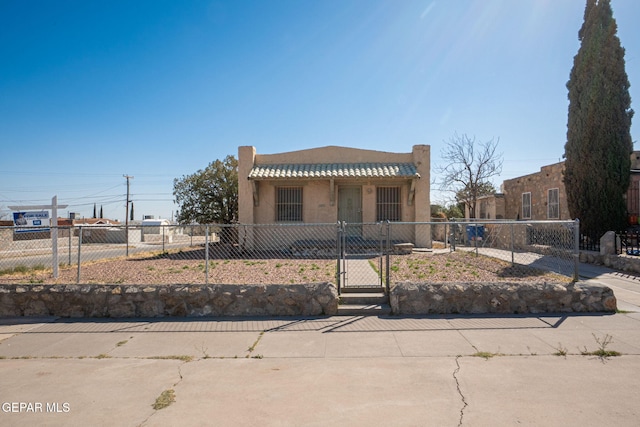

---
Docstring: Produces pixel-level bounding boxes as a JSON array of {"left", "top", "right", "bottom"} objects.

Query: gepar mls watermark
[{"left": 2, "top": 402, "right": 70, "bottom": 413}]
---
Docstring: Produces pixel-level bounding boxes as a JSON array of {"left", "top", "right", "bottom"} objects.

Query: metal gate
[{"left": 337, "top": 222, "right": 390, "bottom": 294}]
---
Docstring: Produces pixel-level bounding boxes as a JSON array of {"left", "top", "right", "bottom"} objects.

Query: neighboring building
[
  {"left": 466, "top": 151, "right": 640, "bottom": 224},
  {"left": 463, "top": 193, "right": 506, "bottom": 220},
  {"left": 238, "top": 145, "right": 431, "bottom": 247},
  {"left": 502, "top": 161, "right": 569, "bottom": 220},
  {"left": 628, "top": 152, "right": 640, "bottom": 220},
  {"left": 57, "top": 218, "right": 120, "bottom": 227}
]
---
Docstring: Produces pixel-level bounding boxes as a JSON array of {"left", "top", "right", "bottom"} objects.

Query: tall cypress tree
[{"left": 564, "top": 0, "right": 634, "bottom": 238}]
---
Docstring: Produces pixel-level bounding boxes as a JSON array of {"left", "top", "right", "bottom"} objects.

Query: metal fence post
[
  {"left": 510, "top": 222, "right": 515, "bottom": 266},
  {"left": 68, "top": 227, "right": 72, "bottom": 266},
  {"left": 445, "top": 223, "right": 448, "bottom": 249},
  {"left": 385, "top": 220, "right": 391, "bottom": 295},
  {"left": 573, "top": 219, "right": 580, "bottom": 282},
  {"left": 378, "top": 222, "right": 383, "bottom": 287},
  {"left": 474, "top": 223, "right": 479, "bottom": 256},
  {"left": 205, "top": 225, "right": 209, "bottom": 285},
  {"left": 336, "top": 222, "right": 342, "bottom": 295},
  {"left": 76, "top": 226, "right": 82, "bottom": 284},
  {"left": 451, "top": 219, "right": 456, "bottom": 252},
  {"left": 162, "top": 225, "right": 166, "bottom": 253}
]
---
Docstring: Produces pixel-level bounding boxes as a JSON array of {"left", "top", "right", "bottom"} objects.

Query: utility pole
[{"left": 124, "top": 174, "right": 134, "bottom": 256}]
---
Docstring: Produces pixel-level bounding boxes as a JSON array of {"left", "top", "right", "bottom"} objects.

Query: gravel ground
[
  {"left": 0, "top": 247, "right": 568, "bottom": 285},
  {"left": 390, "top": 251, "right": 570, "bottom": 283}
]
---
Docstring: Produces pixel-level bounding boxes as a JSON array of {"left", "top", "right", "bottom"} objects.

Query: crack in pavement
[
  {"left": 137, "top": 360, "right": 187, "bottom": 427},
  {"left": 246, "top": 331, "right": 265, "bottom": 358},
  {"left": 453, "top": 356, "right": 468, "bottom": 427}
]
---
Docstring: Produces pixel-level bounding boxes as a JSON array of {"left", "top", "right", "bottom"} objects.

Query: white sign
[{"left": 13, "top": 211, "right": 50, "bottom": 232}]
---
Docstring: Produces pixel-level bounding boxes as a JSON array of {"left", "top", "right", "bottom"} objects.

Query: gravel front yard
[{"left": 0, "top": 247, "right": 569, "bottom": 285}]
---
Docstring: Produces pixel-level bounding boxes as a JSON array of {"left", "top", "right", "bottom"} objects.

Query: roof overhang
[{"left": 248, "top": 162, "right": 420, "bottom": 180}]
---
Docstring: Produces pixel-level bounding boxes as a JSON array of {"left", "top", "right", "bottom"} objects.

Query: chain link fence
[
  {"left": 428, "top": 220, "right": 579, "bottom": 281},
  {"left": 0, "top": 220, "right": 579, "bottom": 286}
]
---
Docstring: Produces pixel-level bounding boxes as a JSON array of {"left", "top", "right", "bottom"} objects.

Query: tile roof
[{"left": 248, "top": 163, "right": 420, "bottom": 180}]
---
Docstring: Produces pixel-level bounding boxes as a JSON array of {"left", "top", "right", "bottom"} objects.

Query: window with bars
[
  {"left": 377, "top": 187, "right": 401, "bottom": 221},
  {"left": 547, "top": 188, "right": 559, "bottom": 219},
  {"left": 522, "top": 192, "right": 532, "bottom": 219},
  {"left": 276, "top": 187, "right": 303, "bottom": 222}
]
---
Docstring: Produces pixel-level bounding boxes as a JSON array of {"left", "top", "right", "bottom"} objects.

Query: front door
[{"left": 338, "top": 186, "right": 362, "bottom": 235}]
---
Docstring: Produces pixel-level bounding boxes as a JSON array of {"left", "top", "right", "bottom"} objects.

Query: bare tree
[{"left": 436, "top": 133, "right": 502, "bottom": 219}]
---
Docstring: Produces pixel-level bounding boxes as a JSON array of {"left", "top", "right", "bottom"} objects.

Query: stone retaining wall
[
  {"left": 1, "top": 281, "right": 617, "bottom": 318},
  {"left": 0, "top": 283, "right": 339, "bottom": 318},
  {"left": 580, "top": 251, "right": 640, "bottom": 274},
  {"left": 390, "top": 281, "right": 616, "bottom": 315}
]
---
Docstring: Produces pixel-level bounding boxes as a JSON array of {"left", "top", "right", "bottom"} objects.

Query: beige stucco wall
[
  {"left": 238, "top": 146, "right": 256, "bottom": 224},
  {"left": 249, "top": 180, "right": 418, "bottom": 224},
  {"left": 252, "top": 180, "right": 335, "bottom": 224},
  {"left": 253, "top": 145, "right": 415, "bottom": 165}
]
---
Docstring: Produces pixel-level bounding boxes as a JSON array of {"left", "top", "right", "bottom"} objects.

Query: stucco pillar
[
  {"left": 413, "top": 145, "right": 431, "bottom": 247},
  {"left": 238, "top": 146, "right": 256, "bottom": 224},
  {"left": 362, "top": 185, "right": 376, "bottom": 223},
  {"left": 238, "top": 146, "right": 256, "bottom": 249}
]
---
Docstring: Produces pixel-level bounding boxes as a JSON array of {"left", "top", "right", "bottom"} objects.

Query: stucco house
[{"left": 238, "top": 145, "right": 431, "bottom": 247}]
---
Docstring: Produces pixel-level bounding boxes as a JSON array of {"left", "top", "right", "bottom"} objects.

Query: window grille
[
  {"left": 522, "top": 192, "right": 532, "bottom": 219},
  {"left": 547, "top": 188, "right": 559, "bottom": 219},
  {"left": 377, "top": 187, "right": 401, "bottom": 221},
  {"left": 276, "top": 187, "right": 302, "bottom": 222}
]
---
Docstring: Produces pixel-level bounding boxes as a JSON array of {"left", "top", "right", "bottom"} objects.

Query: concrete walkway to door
[{"left": 343, "top": 258, "right": 381, "bottom": 287}]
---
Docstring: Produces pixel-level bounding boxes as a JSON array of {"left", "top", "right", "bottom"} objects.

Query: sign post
[{"left": 9, "top": 196, "right": 68, "bottom": 278}]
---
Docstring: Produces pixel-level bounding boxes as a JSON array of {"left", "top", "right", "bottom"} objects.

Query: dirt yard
[{"left": 0, "top": 247, "right": 570, "bottom": 285}]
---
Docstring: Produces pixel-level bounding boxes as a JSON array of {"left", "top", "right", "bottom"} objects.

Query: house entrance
[{"left": 338, "top": 186, "right": 362, "bottom": 236}]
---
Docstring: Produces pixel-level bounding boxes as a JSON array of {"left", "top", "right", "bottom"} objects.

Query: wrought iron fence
[
  {"left": 0, "top": 220, "right": 579, "bottom": 286},
  {"left": 579, "top": 232, "right": 601, "bottom": 252},
  {"left": 617, "top": 230, "right": 640, "bottom": 255}
]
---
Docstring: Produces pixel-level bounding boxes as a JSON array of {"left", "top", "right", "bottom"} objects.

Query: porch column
[
  {"left": 238, "top": 146, "right": 256, "bottom": 249},
  {"left": 412, "top": 145, "right": 432, "bottom": 248}
]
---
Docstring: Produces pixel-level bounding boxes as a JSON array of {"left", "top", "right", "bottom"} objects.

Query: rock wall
[
  {"left": 580, "top": 251, "right": 640, "bottom": 274},
  {"left": 0, "top": 283, "right": 339, "bottom": 318},
  {"left": 390, "top": 281, "right": 616, "bottom": 315},
  {"left": 1, "top": 280, "right": 617, "bottom": 318}
]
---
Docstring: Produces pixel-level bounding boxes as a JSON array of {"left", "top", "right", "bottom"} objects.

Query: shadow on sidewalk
[{"left": 0, "top": 312, "right": 617, "bottom": 334}]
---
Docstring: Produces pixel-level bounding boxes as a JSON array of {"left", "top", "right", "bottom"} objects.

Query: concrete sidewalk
[{"left": 1, "top": 311, "right": 640, "bottom": 427}]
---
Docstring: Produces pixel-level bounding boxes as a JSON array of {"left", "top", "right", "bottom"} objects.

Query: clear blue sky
[{"left": 1, "top": 0, "right": 638, "bottom": 222}]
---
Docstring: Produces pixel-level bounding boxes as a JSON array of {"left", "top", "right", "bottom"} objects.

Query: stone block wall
[
  {"left": 1, "top": 280, "right": 618, "bottom": 318},
  {"left": 0, "top": 283, "right": 339, "bottom": 318},
  {"left": 390, "top": 281, "right": 616, "bottom": 315},
  {"left": 502, "top": 161, "right": 569, "bottom": 220},
  {"left": 580, "top": 251, "right": 640, "bottom": 274}
]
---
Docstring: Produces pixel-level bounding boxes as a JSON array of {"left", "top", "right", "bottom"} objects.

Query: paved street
[{"left": 0, "top": 261, "right": 639, "bottom": 426}]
